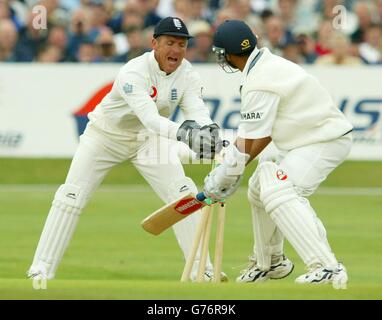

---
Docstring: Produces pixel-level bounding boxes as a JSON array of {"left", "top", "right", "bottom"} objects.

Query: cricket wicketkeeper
[{"left": 28, "top": 17, "right": 226, "bottom": 282}]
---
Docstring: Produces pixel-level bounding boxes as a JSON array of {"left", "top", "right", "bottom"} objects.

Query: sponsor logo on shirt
[
  {"left": 276, "top": 169, "right": 288, "bottom": 181},
  {"left": 241, "top": 112, "right": 263, "bottom": 120}
]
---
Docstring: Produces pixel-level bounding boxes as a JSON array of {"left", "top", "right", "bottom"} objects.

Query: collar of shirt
[{"left": 240, "top": 47, "right": 261, "bottom": 85}]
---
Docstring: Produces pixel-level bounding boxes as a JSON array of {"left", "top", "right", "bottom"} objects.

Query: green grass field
[{"left": 0, "top": 159, "right": 381, "bottom": 300}]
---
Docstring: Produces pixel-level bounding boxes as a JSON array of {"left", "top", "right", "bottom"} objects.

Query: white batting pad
[
  {"left": 248, "top": 172, "right": 282, "bottom": 270},
  {"left": 259, "top": 162, "right": 338, "bottom": 268},
  {"left": 30, "top": 184, "right": 85, "bottom": 278}
]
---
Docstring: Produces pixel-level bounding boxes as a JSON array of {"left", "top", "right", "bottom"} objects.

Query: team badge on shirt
[
  {"left": 171, "top": 88, "right": 177, "bottom": 101},
  {"left": 123, "top": 83, "right": 133, "bottom": 94},
  {"left": 150, "top": 86, "right": 158, "bottom": 100}
]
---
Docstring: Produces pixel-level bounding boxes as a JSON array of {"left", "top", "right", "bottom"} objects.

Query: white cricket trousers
[
  {"left": 29, "top": 123, "right": 208, "bottom": 279},
  {"left": 250, "top": 133, "right": 352, "bottom": 269}
]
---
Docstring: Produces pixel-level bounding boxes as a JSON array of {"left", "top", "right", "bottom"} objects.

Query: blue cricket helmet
[
  {"left": 212, "top": 20, "right": 257, "bottom": 72},
  {"left": 213, "top": 20, "right": 257, "bottom": 55}
]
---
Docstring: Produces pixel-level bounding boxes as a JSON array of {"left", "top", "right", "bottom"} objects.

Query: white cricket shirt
[
  {"left": 88, "top": 51, "right": 212, "bottom": 140},
  {"left": 238, "top": 47, "right": 353, "bottom": 150}
]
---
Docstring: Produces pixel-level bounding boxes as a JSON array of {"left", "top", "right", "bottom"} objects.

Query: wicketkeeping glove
[{"left": 176, "top": 121, "right": 223, "bottom": 159}]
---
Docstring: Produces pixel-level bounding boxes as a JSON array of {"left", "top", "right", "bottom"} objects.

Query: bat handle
[{"left": 196, "top": 192, "right": 206, "bottom": 202}]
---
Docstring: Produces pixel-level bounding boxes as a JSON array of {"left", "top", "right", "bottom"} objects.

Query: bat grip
[{"left": 196, "top": 192, "right": 206, "bottom": 202}]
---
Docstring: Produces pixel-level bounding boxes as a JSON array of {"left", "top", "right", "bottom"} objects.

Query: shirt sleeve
[
  {"left": 116, "top": 70, "right": 180, "bottom": 140},
  {"left": 237, "top": 91, "right": 280, "bottom": 139},
  {"left": 178, "top": 70, "right": 213, "bottom": 126}
]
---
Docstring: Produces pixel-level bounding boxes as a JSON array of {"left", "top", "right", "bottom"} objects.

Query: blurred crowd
[{"left": 0, "top": 0, "right": 382, "bottom": 65}]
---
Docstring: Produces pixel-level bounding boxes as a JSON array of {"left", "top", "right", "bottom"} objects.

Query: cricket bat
[
  {"left": 141, "top": 192, "right": 207, "bottom": 235},
  {"left": 141, "top": 140, "right": 229, "bottom": 236}
]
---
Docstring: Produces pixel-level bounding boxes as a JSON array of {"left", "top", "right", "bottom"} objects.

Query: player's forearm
[
  {"left": 180, "top": 96, "right": 213, "bottom": 127},
  {"left": 141, "top": 113, "right": 180, "bottom": 140},
  {"left": 183, "top": 108, "right": 213, "bottom": 127},
  {"left": 235, "top": 136, "right": 272, "bottom": 164}
]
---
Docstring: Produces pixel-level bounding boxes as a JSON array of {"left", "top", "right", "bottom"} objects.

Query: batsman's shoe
[
  {"left": 236, "top": 255, "right": 294, "bottom": 283},
  {"left": 295, "top": 263, "right": 348, "bottom": 289},
  {"left": 190, "top": 270, "right": 229, "bottom": 282}
]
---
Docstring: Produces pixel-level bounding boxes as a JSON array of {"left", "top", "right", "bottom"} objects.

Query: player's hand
[
  {"left": 203, "top": 144, "right": 250, "bottom": 200},
  {"left": 177, "top": 121, "right": 223, "bottom": 159},
  {"left": 203, "top": 163, "right": 243, "bottom": 201},
  {"left": 195, "top": 123, "right": 223, "bottom": 159}
]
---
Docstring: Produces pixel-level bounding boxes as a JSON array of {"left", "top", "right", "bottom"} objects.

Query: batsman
[
  {"left": 203, "top": 20, "right": 353, "bottom": 289},
  {"left": 27, "top": 17, "right": 226, "bottom": 282}
]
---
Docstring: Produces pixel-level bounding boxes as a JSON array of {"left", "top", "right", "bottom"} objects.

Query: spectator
[
  {"left": 2, "top": 0, "right": 381, "bottom": 66},
  {"left": 10, "top": 0, "right": 29, "bottom": 26},
  {"left": 224, "top": 0, "right": 260, "bottom": 27},
  {"left": 36, "top": 44, "right": 62, "bottom": 62},
  {"left": 60, "top": 0, "right": 81, "bottom": 14},
  {"left": 351, "top": 1, "right": 375, "bottom": 43},
  {"left": 120, "top": 0, "right": 161, "bottom": 29},
  {"left": 358, "top": 24, "right": 382, "bottom": 64},
  {"left": 173, "top": 0, "right": 192, "bottom": 23},
  {"left": 317, "top": 0, "right": 357, "bottom": 35},
  {"left": 213, "top": 7, "right": 240, "bottom": 28},
  {"left": 0, "top": 0, "right": 10, "bottom": 19},
  {"left": 86, "top": 0, "right": 112, "bottom": 42},
  {"left": 319, "top": 0, "right": 340, "bottom": 20},
  {"left": 376, "top": 0, "right": 382, "bottom": 24},
  {"left": 281, "top": 38, "right": 303, "bottom": 64},
  {"left": 67, "top": 8, "right": 92, "bottom": 59},
  {"left": 250, "top": 0, "right": 273, "bottom": 14},
  {"left": 295, "top": 33, "right": 318, "bottom": 63},
  {"left": 94, "top": 26, "right": 117, "bottom": 62},
  {"left": 139, "top": 0, "right": 162, "bottom": 28},
  {"left": 262, "top": 15, "right": 295, "bottom": 55},
  {"left": 40, "top": 0, "right": 71, "bottom": 29},
  {"left": 315, "top": 19, "right": 334, "bottom": 56},
  {"left": 315, "top": 32, "right": 362, "bottom": 65},
  {"left": 189, "top": 0, "right": 213, "bottom": 23},
  {"left": 112, "top": 2, "right": 144, "bottom": 55},
  {"left": 114, "top": 25, "right": 148, "bottom": 62},
  {"left": 187, "top": 20, "right": 215, "bottom": 62},
  {"left": 275, "top": 0, "right": 319, "bottom": 36},
  {"left": 142, "top": 25, "right": 155, "bottom": 50},
  {"left": 16, "top": 9, "right": 48, "bottom": 61},
  {"left": 0, "top": 19, "right": 18, "bottom": 61},
  {"left": 275, "top": 0, "right": 296, "bottom": 30},
  {"left": 47, "top": 25, "right": 69, "bottom": 61},
  {"left": 75, "top": 41, "right": 98, "bottom": 62},
  {"left": 156, "top": 0, "right": 176, "bottom": 18},
  {"left": 120, "top": 1, "right": 145, "bottom": 29}
]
